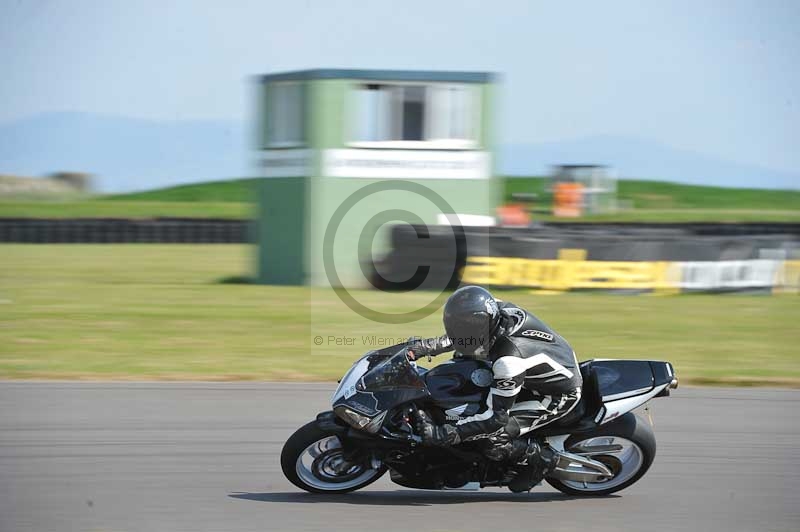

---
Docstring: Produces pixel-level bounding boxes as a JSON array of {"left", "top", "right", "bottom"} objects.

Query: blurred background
[{"left": 1, "top": 0, "right": 798, "bottom": 385}]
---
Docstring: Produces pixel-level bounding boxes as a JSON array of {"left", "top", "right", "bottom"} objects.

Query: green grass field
[
  {"left": 104, "top": 178, "right": 260, "bottom": 203},
  {"left": 1, "top": 245, "right": 798, "bottom": 385},
  {"left": 1, "top": 177, "right": 798, "bottom": 221}
]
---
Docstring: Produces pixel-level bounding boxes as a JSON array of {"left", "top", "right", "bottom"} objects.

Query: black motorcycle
[{"left": 281, "top": 343, "right": 677, "bottom": 496}]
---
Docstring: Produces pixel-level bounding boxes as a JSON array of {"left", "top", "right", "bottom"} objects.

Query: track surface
[{"left": 1, "top": 383, "right": 798, "bottom": 532}]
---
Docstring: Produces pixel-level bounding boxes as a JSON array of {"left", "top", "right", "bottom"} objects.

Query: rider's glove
[
  {"left": 406, "top": 337, "right": 426, "bottom": 360},
  {"left": 414, "top": 410, "right": 461, "bottom": 446},
  {"left": 406, "top": 335, "right": 451, "bottom": 360}
]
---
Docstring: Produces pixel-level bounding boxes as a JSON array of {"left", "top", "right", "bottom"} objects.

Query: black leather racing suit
[{"left": 415, "top": 301, "right": 582, "bottom": 442}]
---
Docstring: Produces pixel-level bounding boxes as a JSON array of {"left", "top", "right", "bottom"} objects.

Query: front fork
[{"left": 315, "top": 411, "right": 376, "bottom": 468}]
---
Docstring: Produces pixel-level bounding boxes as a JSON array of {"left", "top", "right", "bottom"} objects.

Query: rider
[{"left": 407, "top": 285, "right": 583, "bottom": 491}]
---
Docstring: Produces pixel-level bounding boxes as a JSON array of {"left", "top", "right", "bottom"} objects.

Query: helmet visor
[{"left": 445, "top": 311, "right": 497, "bottom": 356}]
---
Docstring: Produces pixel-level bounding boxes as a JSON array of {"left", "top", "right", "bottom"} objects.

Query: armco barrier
[
  {"left": 378, "top": 224, "right": 800, "bottom": 263},
  {"left": 373, "top": 223, "right": 800, "bottom": 293},
  {"left": 0, "top": 218, "right": 251, "bottom": 243}
]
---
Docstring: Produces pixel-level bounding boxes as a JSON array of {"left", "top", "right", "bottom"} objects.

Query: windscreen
[{"left": 358, "top": 349, "right": 426, "bottom": 392}]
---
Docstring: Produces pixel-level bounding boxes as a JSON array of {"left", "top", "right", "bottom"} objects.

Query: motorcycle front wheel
[{"left": 280, "top": 421, "right": 387, "bottom": 494}]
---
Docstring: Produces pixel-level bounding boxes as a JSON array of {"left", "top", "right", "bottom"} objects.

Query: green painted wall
[
  {"left": 479, "top": 82, "right": 502, "bottom": 211},
  {"left": 309, "top": 79, "right": 347, "bottom": 149},
  {"left": 255, "top": 80, "right": 312, "bottom": 285},
  {"left": 256, "top": 177, "right": 307, "bottom": 285}
]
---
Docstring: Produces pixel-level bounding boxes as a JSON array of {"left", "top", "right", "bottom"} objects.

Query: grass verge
[{"left": 1, "top": 245, "right": 798, "bottom": 385}]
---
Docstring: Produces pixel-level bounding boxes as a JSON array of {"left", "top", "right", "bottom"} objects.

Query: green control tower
[{"left": 255, "top": 69, "right": 498, "bottom": 287}]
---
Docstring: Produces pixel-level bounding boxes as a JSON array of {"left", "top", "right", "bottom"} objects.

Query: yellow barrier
[
  {"left": 461, "top": 256, "right": 675, "bottom": 293},
  {"left": 774, "top": 260, "right": 800, "bottom": 294}
]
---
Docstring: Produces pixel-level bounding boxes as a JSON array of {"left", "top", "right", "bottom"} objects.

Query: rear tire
[
  {"left": 546, "top": 412, "right": 656, "bottom": 496},
  {"left": 280, "top": 421, "right": 386, "bottom": 494}
]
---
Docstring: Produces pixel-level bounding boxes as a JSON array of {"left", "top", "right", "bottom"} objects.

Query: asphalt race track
[{"left": 1, "top": 382, "right": 798, "bottom": 532}]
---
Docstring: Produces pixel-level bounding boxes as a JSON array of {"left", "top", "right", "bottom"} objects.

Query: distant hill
[
  {"left": 500, "top": 136, "right": 799, "bottom": 190},
  {"left": 0, "top": 112, "right": 248, "bottom": 192},
  {"left": 104, "top": 178, "right": 260, "bottom": 202},
  {"left": 1, "top": 112, "right": 797, "bottom": 191}
]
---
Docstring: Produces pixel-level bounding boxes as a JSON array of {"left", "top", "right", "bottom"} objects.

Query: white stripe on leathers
[
  {"left": 492, "top": 353, "right": 574, "bottom": 380},
  {"left": 455, "top": 353, "right": 577, "bottom": 429}
]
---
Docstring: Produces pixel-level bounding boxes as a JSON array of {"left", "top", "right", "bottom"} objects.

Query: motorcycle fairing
[
  {"left": 581, "top": 359, "right": 676, "bottom": 424},
  {"left": 332, "top": 346, "right": 429, "bottom": 418}
]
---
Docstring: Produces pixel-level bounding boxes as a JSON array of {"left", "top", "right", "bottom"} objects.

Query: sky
[{"left": 1, "top": 0, "right": 798, "bottom": 177}]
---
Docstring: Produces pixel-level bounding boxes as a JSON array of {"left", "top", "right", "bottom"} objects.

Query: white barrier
[{"left": 676, "top": 260, "right": 781, "bottom": 291}]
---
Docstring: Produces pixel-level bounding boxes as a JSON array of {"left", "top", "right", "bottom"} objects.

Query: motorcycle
[{"left": 281, "top": 343, "right": 678, "bottom": 496}]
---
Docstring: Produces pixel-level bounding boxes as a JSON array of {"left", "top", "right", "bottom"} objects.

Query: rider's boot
[
  {"left": 484, "top": 438, "right": 528, "bottom": 462},
  {"left": 484, "top": 418, "right": 526, "bottom": 461},
  {"left": 507, "top": 442, "right": 559, "bottom": 493}
]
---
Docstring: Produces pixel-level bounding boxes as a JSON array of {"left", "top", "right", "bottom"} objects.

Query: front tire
[
  {"left": 546, "top": 412, "right": 656, "bottom": 496},
  {"left": 280, "top": 421, "right": 386, "bottom": 494}
]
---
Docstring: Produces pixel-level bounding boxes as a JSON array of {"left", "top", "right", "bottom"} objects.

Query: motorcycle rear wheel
[
  {"left": 281, "top": 421, "right": 387, "bottom": 494},
  {"left": 546, "top": 412, "right": 656, "bottom": 496}
]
